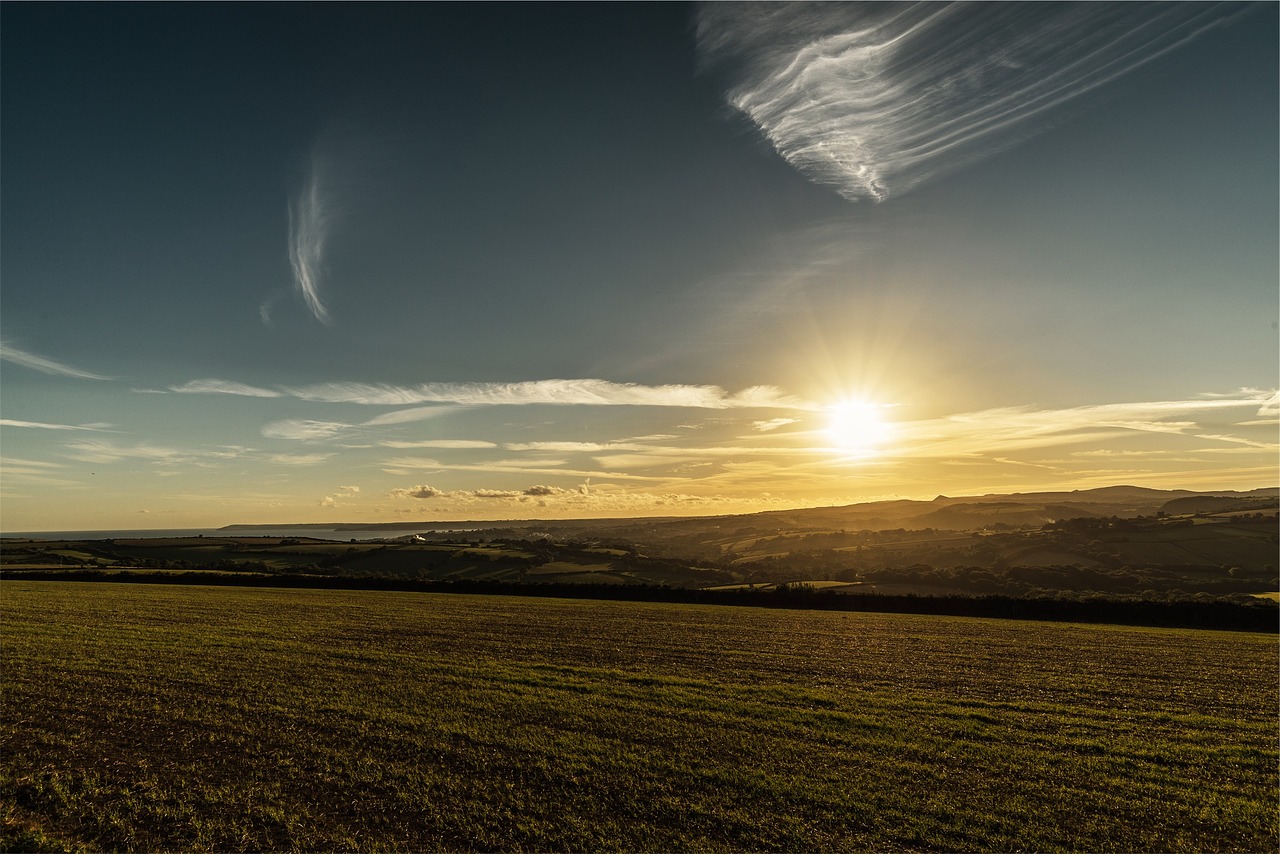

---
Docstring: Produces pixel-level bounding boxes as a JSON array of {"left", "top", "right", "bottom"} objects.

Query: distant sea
[{"left": 1, "top": 527, "right": 446, "bottom": 542}]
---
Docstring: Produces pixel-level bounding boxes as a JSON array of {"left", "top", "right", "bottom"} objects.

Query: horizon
[
  {"left": 2, "top": 3, "right": 1277, "bottom": 531},
  {"left": 4, "top": 482, "right": 1276, "bottom": 538}
]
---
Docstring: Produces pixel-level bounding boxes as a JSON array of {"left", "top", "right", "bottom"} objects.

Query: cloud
[
  {"left": 753, "top": 418, "right": 800, "bottom": 432},
  {"left": 0, "top": 456, "right": 83, "bottom": 488},
  {"left": 0, "top": 419, "right": 114, "bottom": 431},
  {"left": 1254, "top": 389, "right": 1279, "bottom": 417},
  {"left": 284, "top": 379, "right": 812, "bottom": 409},
  {"left": 170, "top": 379, "right": 282, "bottom": 398},
  {"left": 390, "top": 485, "right": 445, "bottom": 499},
  {"left": 379, "top": 439, "right": 498, "bottom": 449},
  {"left": 362, "top": 407, "right": 463, "bottom": 427},
  {"left": 0, "top": 340, "right": 111, "bottom": 380},
  {"left": 54, "top": 438, "right": 344, "bottom": 471},
  {"left": 265, "top": 453, "right": 334, "bottom": 466},
  {"left": 261, "top": 419, "right": 352, "bottom": 441},
  {"left": 287, "top": 154, "right": 333, "bottom": 324},
  {"left": 382, "top": 480, "right": 796, "bottom": 515},
  {"left": 699, "top": 2, "right": 1240, "bottom": 201},
  {"left": 62, "top": 440, "right": 191, "bottom": 465},
  {"left": 168, "top": 376, "right": 814, "bottom": 410},
  {"left": 891, "top": 391, "right": 1280, "bottom": 460},
  {"left": 339, "top": 485, "right": 361, "bottom": 493},
  {"left": 384, "top": 455, "right": 667, "bottom": 482},
  {"left": 523, "top": 484, "right": 566, "bottom": 496},
  {"left": 1, "top": 457, "right": 65, "bottom": 470},
  {"left": 503, "top": 441, "right": 637, "bottom": 453}
]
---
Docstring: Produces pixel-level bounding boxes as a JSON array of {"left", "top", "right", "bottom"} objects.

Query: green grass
[{"left": 2, "top": 581, "right": 1275, "bottom": 852}]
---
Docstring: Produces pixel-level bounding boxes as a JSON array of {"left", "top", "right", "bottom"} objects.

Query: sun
[{"left": 823, "top": 399, "right": 893, "bottom": 453}]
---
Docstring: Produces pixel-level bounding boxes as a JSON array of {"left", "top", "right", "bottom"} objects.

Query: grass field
[{"left": 2, "top": 581, "right": 1275, "bottom": 852}]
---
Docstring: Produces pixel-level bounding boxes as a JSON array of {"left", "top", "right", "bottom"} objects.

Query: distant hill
[
  {"left": 222, "top": 485, "right": 1279, "bottom": 536},
  {"left": 12, "top": 484, "right": 1278, "bottom": 600},
  {"left": 740, "top": 486, "right": 1278, "bottom": 532},
  {"left": 1160, "top": 494, "right": 1280, "bottom": 515}
]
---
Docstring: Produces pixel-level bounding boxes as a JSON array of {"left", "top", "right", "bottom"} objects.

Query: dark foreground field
[{"left": 2, "top": 582, "right": 1275, "bottom": 852}]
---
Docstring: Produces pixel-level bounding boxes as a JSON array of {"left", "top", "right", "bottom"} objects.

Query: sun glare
[{"left": 824, "top": 399, "right": 893, "bottom": 453}]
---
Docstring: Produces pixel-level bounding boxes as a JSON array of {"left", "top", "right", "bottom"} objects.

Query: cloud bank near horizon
[{"left": 698, "top": 2, "right": 1240, "bottom": 201}]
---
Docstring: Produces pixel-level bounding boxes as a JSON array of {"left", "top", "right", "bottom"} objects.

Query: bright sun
[{"left": 823, "top": 399, "right": 892, "bottom": 453}]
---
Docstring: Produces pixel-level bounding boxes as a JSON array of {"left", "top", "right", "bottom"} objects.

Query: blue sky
[{"left": 2, "top": 2, "right": 1276, "bottom": 530}]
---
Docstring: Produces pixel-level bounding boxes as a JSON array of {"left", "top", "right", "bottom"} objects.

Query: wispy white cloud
[
  {"left": 286, "top": 379, "right": 810, "bottom": 409},
  {"left": 171, "top": 379, "right": 282, "bottom": 398},
  {"left": 503, "top": 441, "right": 638, "bottom": 453},
  {"left": 0, "top": 419, "right": 114, "bottom": 431},
  {"left": 168, "top": 376, "right": 814, "bottom": 410},
  {"left": 62, "top": 440, "right": 193, "bottom": 465},
  {"left": 261, "top": 419, "right": 352, "bottom": 441},
  {"left": 0, "top": 456, "right": 84, "bottom": 488},
  {"left": 56, "top": 439, "right": 336, "bottom": 471},
  {"left": 699, "top": 2, "right": 1240, "bottom": 201},
  {"left": 363, "top": 407, "right": 464, "bottom": 426},
  {"left": 753, "top": 418, "right": 800, "bottom": 432},
  {"left": 0, "top": 340, "right": 111, "bottom": 380},
  {"left": 1, "top": 457, "right": 65, "bottom": 470},
  {"left": 383, "top": 455, "right": 666, "bottom": 482},
  {"left": 287, "top": 154, "right": 332, "bottom": 324},
  {"left": 1253, "top": 389, "right": 1279, "bottom": 417},
  {"left": 379, "top": 439, "right": 498, "bottom": 449},
  {"left": 893, "top": 392, "right": 1278, "bottom": 460},
  {"left": 265, "top": 452, "right": 335, "bottom": 466}
]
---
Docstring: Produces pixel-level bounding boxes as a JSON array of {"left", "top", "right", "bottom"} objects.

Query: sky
[{"left": 1, "top": 2, "right": 1276, "bottom": 532}]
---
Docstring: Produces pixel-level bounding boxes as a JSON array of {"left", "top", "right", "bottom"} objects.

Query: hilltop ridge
[{"left": 221, "top": 485, "right": 1278, "bottom": 534}]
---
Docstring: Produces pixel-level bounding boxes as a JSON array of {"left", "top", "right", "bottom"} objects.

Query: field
[{"left": 2, "top": 582, "right": 1276, "bottom": 852}]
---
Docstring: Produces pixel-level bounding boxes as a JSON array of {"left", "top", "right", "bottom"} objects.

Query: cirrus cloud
[
  {"left": 699, "top": 2, "right": 1243, "bottom": 201},
  {"left": 171, "top": 379, "right": 282, "bottom": 398},
  {"left": 158, "top": 376, "right": 814, "bottom": 410},
  {"left": 1, "top": 340, "right": 112, "bottom": 381}
]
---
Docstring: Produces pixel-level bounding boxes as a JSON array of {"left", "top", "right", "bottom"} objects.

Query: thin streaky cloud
[
  {"left": 754, "top": 418, "right": 800, "bottom": 432},
  {"left": 287, "top": 154, "right": 332, "bottom": 324},
  {"left": 889, "top": 392, "right": 1277, "bottom": 459},
  {"left": 165, "top": 376, "right": 814, "bottom": 410},
  {"left": 363, "top": 407, "right": 465, "bottom": 427},
  {"left": 261, "top": 420, "right": 352, "bottom": 441},
  {"left": 266, "top": 453, "right": 335, "bottom": 466},
  {"left": 0, "top": 457, "right": 66, "bottom": 470},
  {"left": 383, "top": 455, "right": 668, "bottom": 482},
  {"left": 1193, "top": 433, "right": 1276, "bottom": 449},
  {"left": 503, "top": 441, "right": 641, "bottom": 453},
  {"left": 0, "top": 419, "right": 114, "bottom": 431},
  {"left": 170, "top": 379, "right": 282, "bottom": 398},
  {"left": 699, "top": 2, "right": 1242, "bottom": 201},
  {"left": 62, "top": 440, "right": 191, "bottom": 465},
  {"left": 279, "top": 378, "right": 812, "bottom": 410},
  {"left": 379, "top": 439, "right": 498, "bottom": 449},
  {"left": 0, "top": 340, "right": 111, "bottom": 381}
]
